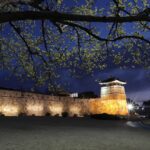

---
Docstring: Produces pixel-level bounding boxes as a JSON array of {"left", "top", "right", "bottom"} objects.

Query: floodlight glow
[
  {"left": 69, "top": 105, "right": 81, "bottom": 116},
  {"left": 26, "top": 104, "right": 44, "bottom": 116},
  {"left": 48, "top": 103, "right": 63, "bottom": 116},
  {"left": 127, "top": 103, "right": 134, "bottom": 110},
  {"left": 1, "top": 105, "right": 20, "bottom": 116}
]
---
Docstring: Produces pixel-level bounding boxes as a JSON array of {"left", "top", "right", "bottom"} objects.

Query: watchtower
[{"left": 100, "top": 77, "right": 126, "bottom": 100}]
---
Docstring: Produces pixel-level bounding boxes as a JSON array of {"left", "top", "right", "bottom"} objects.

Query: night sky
[
  {"left": 0, "top": 0, "right": 150, "bottom": 102},
  {"left": 0, "top": 67, "right": 150, "bottom": 102}
]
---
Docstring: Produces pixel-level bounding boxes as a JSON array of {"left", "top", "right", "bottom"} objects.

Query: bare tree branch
[
  {"left": 9, "top": 22, "right": 50, "bottom": 66},
  {"left": 107, "top": 22, "right": 116, "bottom": 38},
  {"left": 60, "top": 21, "right": 150, "bottom": 44},
  {"left": 0, "top": 11, "right": 150, "bottom": 24},
  {"left": 74, "top": 28, "right": 82, "bottom": 59},
  {"left": 140, "top": 22, "right": 150, "bottom": 30},
  {"left": 60, "top": 21, "right": 109, "bottom": 42},
  {"left": 9, "top": 21, "right": 39, "bottom": 55},
  {"left": 41, "top": 20, "right": 48, "bottom": 51}
]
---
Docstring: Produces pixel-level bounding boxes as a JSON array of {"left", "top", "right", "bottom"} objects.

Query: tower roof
[{"left": 100, "top": 77, "right": 126, "bottom": 85}]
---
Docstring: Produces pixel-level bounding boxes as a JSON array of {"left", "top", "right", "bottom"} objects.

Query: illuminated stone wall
[
  {"left": 0, "top": 89, "right": 128, "bottom": 117},
  {"left": 89, "top": 99, "right": 128, "bottom": 115}
]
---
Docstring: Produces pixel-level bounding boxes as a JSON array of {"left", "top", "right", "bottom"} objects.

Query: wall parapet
[{"left": 0, "top": 89, "right": 128, "bottom": 116}]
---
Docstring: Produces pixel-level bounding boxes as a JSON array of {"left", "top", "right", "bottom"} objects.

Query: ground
[{"left": 0, "top": 117, "right": 150, "bottom": 150}]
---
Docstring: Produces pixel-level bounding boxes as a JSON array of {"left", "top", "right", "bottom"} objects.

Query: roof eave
[{"left": 99, "top": 80, "right": 126, "bottom": 85}]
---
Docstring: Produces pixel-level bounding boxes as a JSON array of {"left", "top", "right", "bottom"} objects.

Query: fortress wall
[
  {"left": 89, "top": 99, "right": 128, "bottom": 115},
  {"left": 100, "top": 94, "right": 126, "bottom": 100},
  {"left": 0, "top": 89, "right": 128, "bottom": 116}
]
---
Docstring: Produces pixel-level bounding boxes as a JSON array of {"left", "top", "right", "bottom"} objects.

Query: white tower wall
[{"left": 101, "top": 85, "right": 125, "bottom": 98}]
